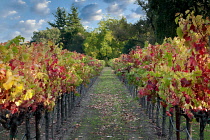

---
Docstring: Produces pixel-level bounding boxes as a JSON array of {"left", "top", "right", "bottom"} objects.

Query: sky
[{"left": 0, "top": 0, "right": 145, "bottom": 42}]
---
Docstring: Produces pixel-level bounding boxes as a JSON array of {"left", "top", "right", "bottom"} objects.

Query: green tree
[
  {"left": 99, "top": 17, "right": 135, "bottom": 54},
  {"left": 136, "top": 0, "right": 210, "bottom": 44},
  {"left": 106, "top": 17, "right": 134, "bottom": 41},
  {"left": 83, "top": 31, "right": 99, "bottom": 58},
  {"left": 65, "top": 6, "right": 85, "bottom": 53},
  {"left": 48, "top": 6, "right": 85, "bottom": 52},
  {"left": 132, "top": 19, "right": 155, "bottom": 46},
  {"left": 48, "top": 7, "right": 67, "bottom": 45},
  {"left": 31, "top": 28, "right": 61, "bottom": 44},
  {"left": 83, "top": 18, "right": 126, "bottom": 60},
  {"left": 104, "top": 17, "right": 154, "bottom": 53}
]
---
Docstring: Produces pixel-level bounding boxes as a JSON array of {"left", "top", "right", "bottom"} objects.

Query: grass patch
[
  {"left": 179, "top": 116, "right": 210, "bottom": 140},
  {"left": 69, "top": 67, "right": 162, "bottom": 139}
]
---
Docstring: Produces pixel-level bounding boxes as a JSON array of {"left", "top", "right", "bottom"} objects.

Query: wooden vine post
[
  {"left": 35, "top": 108, "right": 42, "bottom": 140},
  {"left": 199, "top": 113, "right": 208, "bottom": 140},
  {"left": 162, "top": 106, "right": 166, "bottom": 136},
  {"left": 56, "top": 97, "right": 61, "bottom": 131},
  {"left": 25, "top": 113, "right": 31, "bottom": 140},
  {"left": 61, "top": 94, "right": 65, "bottom": 124},
  {"left": 9, "top": 112, "right": 25, "bottom": 140},
  {"left": 65, "top": 93, "right": 68, "bottom": 119},
  {"left": 175, "top": 106, "right": 181, "bottom": 140},
  {"left": 45, "top": 110, "right": 49, "bottom": 140},
  {"left": 9, "top": 117, "right": 18, "bottom": 140},
  {"left": 156, "top": 97, "right": 160, "bottom": 128},
  {"left": 185, "top": 115, "right": 192, "bottom": 140},
  {"left": 168, "top": 111, "right": 174, "bottom": 140}
]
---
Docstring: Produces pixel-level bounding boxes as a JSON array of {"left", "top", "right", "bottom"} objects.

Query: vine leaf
[{"left": 176, "top": 27, "right": 183, "bottom": 38}]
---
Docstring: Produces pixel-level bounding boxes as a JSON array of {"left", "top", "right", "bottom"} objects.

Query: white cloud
[
  {"left": 73, "top": 0, "right": 86, "bottom": 8},
  {"left": 9, "top": 0, "right": 28, "bottom": 10},
  {"left": 12, "top": 31, "right": 21, "bottom": 38},
  {"left": 127, "top": 7, "right": 146, "bottom": 19},
  {"left": 8, "top": 10, "right": 17, "bottom": 15},
  {"left": 0, "top": 19, "right": 44, "bottom": 42},
  {"left": 80, "top": 4, "right": 103, "bottom": 21},
  {"left": 96, "top": 9, "right": 102, "bottom": 14},
  {"left": 104, "top": 0, "right": 137, "bottom": 19},
  {"left": 18, "top": 0, "right": 26, "bottom": 5},
  {"left": 32, "top": 0, "right": 51, "bottom": 15},
  {"left": 82, "top": 21, "right": 89, "bottom": 25},
  {"left": 0, "top": 30, "right": 21, "bottom": 43},
  {"left": 83, "top": 25, "right": 89, "bottom": 29},
  {"left": 106, "top": 3, "right": 125, "bottom": 16},
  {"left": 125, "top": 0, "right": 136, "bottom": 4},
  {"left": 17, "top": 19, "right": 46, "bottom": 41},
  {"left": 132, "top": 7, "right": 145, "bottom": 15},
  {"left": 93, "top": 15, "right": 103, "bottom": 20},
  {"left": 2, "top": 10, "right": 18, "bottom": 18},
  {"left": 127, "top": 13, "right": 142, "bottom": 19},
  {"left": 11, "top": 16, "right": 21, "bottom": 20},
  {"left": 0, "top": 22, "right": 10, "bottom": 42}
]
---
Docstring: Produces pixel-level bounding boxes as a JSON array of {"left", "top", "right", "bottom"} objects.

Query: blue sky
[{"left": 0, "top": 0, "right": 145, "bottom": 42}]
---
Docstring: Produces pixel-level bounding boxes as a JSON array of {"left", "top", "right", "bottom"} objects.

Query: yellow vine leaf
[
  {"left": 15, "top": 100, "right": 22, "bottom": 106},
  {"left": 11, "top": 92, "right": 17, "bottom": 100},
  {"left": 2, "top": 69, "right": 15, "bottom": 90},
  {"left": 6, "top": 69, "right": 12, "bottom": 78},
  {"left": 15, "top": 83, "right": 24, "bottom": 92},
  {"left": 23, "top": 89, "right": 34, "bottom": 100},
  {"left": 0, "top": 99, "right": 6, "bottom": 104},
  {"left": 10, "top": 84, "right": 24, "bottom": 100},
  {"left": 3, "top": 76, "right": 14, "bottom": 90},
  {"left": 35, "top": 72, "right": 48, "bottom": 80}
]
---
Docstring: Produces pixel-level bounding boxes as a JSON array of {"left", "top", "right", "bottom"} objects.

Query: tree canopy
[
  {"left": 31, "top": 28, "right": 61, "bottom": 44},
  {"left": 48, "top": 6, "right": 85, "bottom": 53},
  {"left": 136, "top": 0, "right": 210, "bottom": 43},
  {"left": 83, "top": 18, "right": 127, "bottom": 60},
  {"left": 100, "top": 17, "right": 154, "bottom": 53},
  {"left": 29, "top": 1, "right": 210, "bottom": 59},
  {"left": 31, "top": 4, "right": 155, "bottom": 58}
]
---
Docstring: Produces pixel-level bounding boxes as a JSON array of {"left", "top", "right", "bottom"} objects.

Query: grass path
[{"left": 64, "top": 67, "right": 163, "bottom": 140}]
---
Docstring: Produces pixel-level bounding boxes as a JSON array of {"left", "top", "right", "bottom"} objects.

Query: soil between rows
[{"left": 62, "top": 67, "right": 165, "bottom": 140}]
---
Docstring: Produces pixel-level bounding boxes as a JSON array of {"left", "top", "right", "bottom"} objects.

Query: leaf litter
[{"left": 64, "top": 67, "right": 165, "bottom": 140}]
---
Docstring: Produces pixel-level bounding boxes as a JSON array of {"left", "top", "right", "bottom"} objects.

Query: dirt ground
[{"left": 62, "top": 67, "right": 165, "bottom": 140}]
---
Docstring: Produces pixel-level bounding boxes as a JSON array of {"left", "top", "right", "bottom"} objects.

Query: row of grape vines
[
  {"left": 0, "top": 37, "right": 105, "bottom": 140},
  {"left": 109, "top": 11, "right": 210, "bottom": 140}
]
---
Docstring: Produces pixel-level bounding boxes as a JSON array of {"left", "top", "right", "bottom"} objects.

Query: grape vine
[
  {"left": 110, "top": 11, "right": 210, "bottom": 139},
  {"left": 0, "top": 37, "right": 104, "bottom": 139}
]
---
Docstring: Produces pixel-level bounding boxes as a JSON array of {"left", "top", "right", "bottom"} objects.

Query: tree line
[
  {"left": 137, "top": 0, "right": 210, "bottom": 43},
  {"left": 31, "top": 1, "right": 210, "bottom": 60}
]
